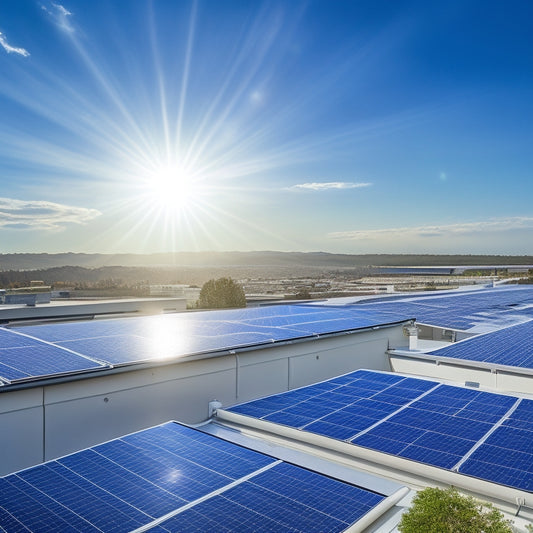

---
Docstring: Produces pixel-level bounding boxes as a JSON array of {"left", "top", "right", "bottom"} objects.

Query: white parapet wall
[{"left": 389, "top": 352, "right": 533, "bottom": 395}]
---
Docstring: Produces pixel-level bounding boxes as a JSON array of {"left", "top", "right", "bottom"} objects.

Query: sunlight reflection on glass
[
  {"left": 144, "top": 315, "right": 191, "bottom": 361},
  {"left": 165, "top": 468, "right": 182, "bottom": 484}
]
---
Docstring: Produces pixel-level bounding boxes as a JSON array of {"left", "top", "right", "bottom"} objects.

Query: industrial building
[{"left": 1, "top": 284, "right": 532, "bottom": 531}]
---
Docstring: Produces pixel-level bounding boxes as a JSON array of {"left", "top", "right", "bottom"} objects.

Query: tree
[
  {"left": 197, "top": 277, "right": 246, "bottom": 309},
  {"left": 398, "top": 487, "right": 512, "bottom": 533}
]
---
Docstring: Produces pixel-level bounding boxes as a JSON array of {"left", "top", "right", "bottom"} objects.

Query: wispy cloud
[
  {"left": 0, "top": 197, "right": 101, "bottom": 230},
  {"left": 328, "top": 217, "right": 533, "bottom": 240},
  {"left": 288, "top": 181, "right": 372, "bottom": 192},
  {"left": 41, "top": 2, "right": 74, "bottom": 33},
  {"left": 0, "top": 32, "right": 30, "bottom": 57}
]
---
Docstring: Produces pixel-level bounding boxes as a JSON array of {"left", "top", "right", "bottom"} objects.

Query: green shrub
[
  {"left": 197, "top": 277, "right": 246, "bottom": 309},
  {"left": 398, "top": 487, "right": 512, "bottom": 533}
]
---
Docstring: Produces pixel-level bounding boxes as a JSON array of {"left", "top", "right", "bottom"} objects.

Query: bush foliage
[
  {"left": 398, "top": 487, "right": 512, "bottom": 533},
  {"left": 197, "top": 277, "right": 246, "bottom": 309}
]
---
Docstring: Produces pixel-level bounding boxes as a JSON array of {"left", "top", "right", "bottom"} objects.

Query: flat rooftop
[
  {"left": 0, "top": 304, "right": 411, "bottom": 388},
  {"left": 314, "top": 285, "right": 533, "bottom": 333}
]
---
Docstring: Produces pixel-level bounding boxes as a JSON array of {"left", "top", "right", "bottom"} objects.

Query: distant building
[{"left": 3, "top": 284, "right": 52, "bottom": 305}]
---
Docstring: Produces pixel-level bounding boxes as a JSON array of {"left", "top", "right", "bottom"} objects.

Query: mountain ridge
[{"left": 1, "top": 251, "right": 532, "bottom": 271}]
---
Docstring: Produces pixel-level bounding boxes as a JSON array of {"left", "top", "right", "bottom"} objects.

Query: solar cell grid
[
  {"left": 228, "top": 371, "right": 438, "bottom": 444},
  {"left": 0, "top": 329, "right": 43, "bottom": 348},
  {"left": 161, "top": 496, "right": 287, "bottom": 532},
  {"left": 15, "top": 289, "right": 531, "bottom": 380},
  {"left": 427, "top": 320, "right": 533, "bottom": 370},
  {"left": 467, "top": 445, "right": 533, "bottom": 471},
  {"left": 264, "top": 411, "right": 316, "bottom": 428},
  {"left": 25, "top": 462, "right": 152, "bottom": 528},
  {"left": 10, "top": 304, "right": 411, "bottom": 374},
  {"left": 505, "top": 399, "right": 533, "bottom": 425},
  {"left": 58, "top": 450, "right": 183, "bottom": 518},
  {"left": 278, "top": 401, "right": 339, "bottom": 418},
  {"left": 0, "top": 422, "right": 388, "bottom": 533},
  {"left": 0, "top": 344, "right": 106, "bottom": 383},
  {"left": 224, "top": 370, "right": 533, "bottom": 493},
  {"left": 398, "top": 445, "right": 460, "bottom": 469},
  {"left": 458, "top": 407, "right": 533, "bottom": 492},
  {"left": 460, "top": 460, "right": 533, "bottom": 493},
  {"left": 0, "top": 476, "right": 102, "bottom": 533},
  {"left": 455, "top": 409, "right": 503, "bottom": 425},
  {"left": 484, "top": 425, "right": 533, "bottom": 455},
  {"left": 354, "top": 287, "right": 533, "bottom": 331}
]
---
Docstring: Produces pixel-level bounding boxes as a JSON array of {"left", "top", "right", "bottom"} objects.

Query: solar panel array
[
  {"left": 2, "top": 286, "right": 533, "bottom": 385},
  {"left": 0, "top": 304, "right": 409, "bottom": 385},
  {"left": 0, "top": 422, "right": 385, "bottom": 532},
  {"left": 459, "top": 398, "right": 533, "bottom": 492},
  {"left": 226, "top": 369, "right": 532, "bottom": 493},
  {"left": 427, "top": 320, "right": 533, "bottom": 370},
  {"left": 347, "top": 286, "right": 533, "bottom": 331},
  {"left": 0, "top": 328, "right": 106, "bottom": 383}
]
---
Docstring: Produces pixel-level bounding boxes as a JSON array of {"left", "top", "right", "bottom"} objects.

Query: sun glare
[{"left": 147, "top": 165, "right": 200, "bottom": 214}]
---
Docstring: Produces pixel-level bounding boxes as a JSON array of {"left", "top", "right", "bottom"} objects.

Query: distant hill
[
  {"left": 1, "top": 251, "right": 533, "bottom": 271},
  {"left": 1, "top": 252, "right": 531, "bottom": 288}
]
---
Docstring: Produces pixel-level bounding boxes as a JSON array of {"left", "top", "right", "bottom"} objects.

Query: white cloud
[
  {"left": 41, "top": 2, "right": 74, "bottom": 33},
  {"left": 0, "top": 32, "right": 30, "bottom": 57},
  {"left": 328, "top": 217, "right": 533, "bottom": 241},
  {"left": 289, "top": 181, "right": 372, "bottom": 192},
  {"left": 0, "top": 197, "right": 101, "bottom": 230}
]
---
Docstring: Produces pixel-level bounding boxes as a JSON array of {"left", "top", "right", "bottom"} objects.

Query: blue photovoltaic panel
[
  {"left": 159, "top": 462, "right": 384, "bottom": 533},
  {"left": 427, "top": 320, "right": 533, "bottom": 370},
  {"left": 351, "top": 286, "right": 533, "bottom": 332},
  {"left": 503, "top": 398, "right": 533, "bottom": 431},
  {"left": 229, "top": 369, "right": 437, "bottom": 441},
  {"left": 0, "top": 422, "right": 386, "bottom": 533},
  {"left": 10, "top": 304, "right": 410, "bottom": 371},
  {"left": 12, "top": 287, "right": 533, "bottom": 379},
  {"left": 459, "top": 406, "right": 533, "bottom": 492},
  {"left": 0, "top": 328, "right": 45, "bottom": 348},
  {"left": 357, "top": 385, "right": 514, "bottom": 468},
  {"left": 226, "top": 370, "right": 532, "bottom": 493},
  {"left": 0, "top": 422, "right": 276, "bottom": 532},
  {"left": 0, "top": 329, "right": 107, "bottom": 383}
]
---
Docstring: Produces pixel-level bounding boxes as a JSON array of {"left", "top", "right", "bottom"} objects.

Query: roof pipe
[{"left": 346, "top": 486, "right": 409, "bottom": 533}]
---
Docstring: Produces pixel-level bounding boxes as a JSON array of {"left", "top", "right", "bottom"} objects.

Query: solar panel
[
  {"left": 9, "top": 304, "right": 410, "bottom": 372},
  {"left": 0, "top": 329, "right": 107, "bottom": 383},
  {"left": 0, "top": 328, "right": 44, "bottom": 348},
  {"left": 7, "top": 286, "right": 531, "bottom": 382},
  {"left": 157, "top": 462, "right": 384, "bottom": 533},
  {"left": 0, "top": 422, "right": 386, "bottom": 532},
  {"left": 427, "top": 320, "right": 533, "bottom": 370},
  {"left": 225, "top": 370, "right": 532, "bottom": 493},
  {"left": 504, "top": 398, "right": 533, "bottom": 430},
  {"left": 349, "top": 286, "right": 533, "bottom": 332},
  {"left": 228, "top": 370, "right": 438, "bottom": 441}
]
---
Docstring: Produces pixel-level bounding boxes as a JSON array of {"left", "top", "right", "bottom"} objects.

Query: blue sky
[{"left": 0, "top": 0, "right": 532, "bottom": 255}]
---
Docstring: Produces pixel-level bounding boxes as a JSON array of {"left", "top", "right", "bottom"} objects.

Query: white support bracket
[{"left": 208, "top": 400, "right": 222, "bottom": 418}]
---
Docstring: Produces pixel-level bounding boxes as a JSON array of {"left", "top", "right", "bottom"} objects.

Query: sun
[{"left": 146, "top": 164, "right": 200, "bottom": 214}]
